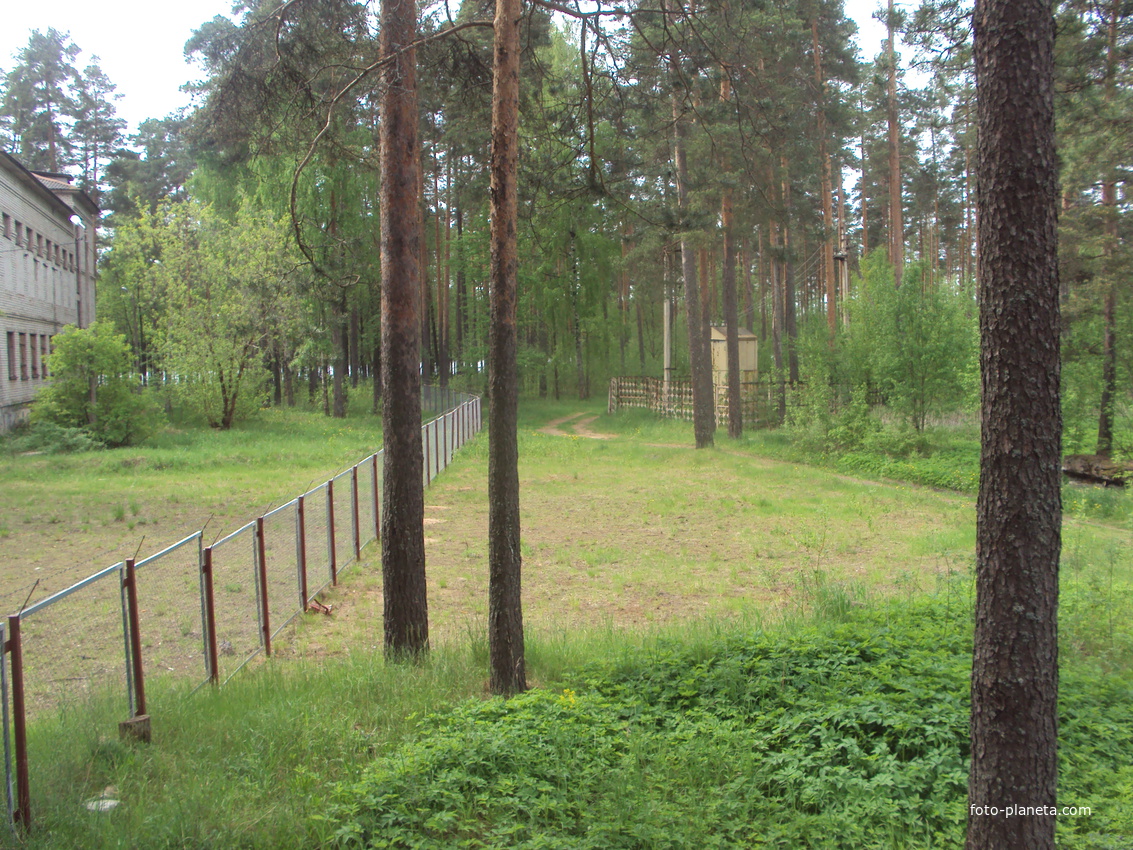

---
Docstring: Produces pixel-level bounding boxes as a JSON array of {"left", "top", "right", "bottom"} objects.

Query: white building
[{"left": 0, "top": 150, "right": 99, "bottom": 431}]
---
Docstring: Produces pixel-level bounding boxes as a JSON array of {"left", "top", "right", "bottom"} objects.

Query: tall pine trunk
[
  {"left": 379, "top": 0, "right": 429, "bottom": 658},
  {"left": 968, "top": 0, "right": 1060, "bottom": 845},
  {"left": 487, "top": 0, "right": 526, "bottom": 697},
  {"left": 671, "top": 83, "right": 714, "bottom": 448},
  {"left": 886, "top": 0, "right": 904, "bottom": 288}
]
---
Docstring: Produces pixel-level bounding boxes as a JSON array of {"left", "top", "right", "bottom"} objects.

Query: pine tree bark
[
  {"left": 379, "top": 0, "right": 429, "bottom": 658},
  {"left": 671, "top": 87, "right": 714, "bottom": 448},
  {"left": 487, "top": 0, "right": 526, "bottom": 696},
  {"left": 968, "top": 0, "right": 1060, "bottom": 845},
  {"left": 719, "top": 69, "right": 741, "bottom": 438},
  {"left": 812, "top": 17, "right": 837, "bottom": 344},
  {"left": 1096, "top": 1, "right": 1120, "bottom": 457},
  {"left": 886, "top": 0, "right": 904, "bottom": 288}
]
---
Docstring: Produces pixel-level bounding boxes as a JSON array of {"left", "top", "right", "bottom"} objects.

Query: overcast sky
[{"left": 1, "top": 0, "right": 890, "bottom": 138}]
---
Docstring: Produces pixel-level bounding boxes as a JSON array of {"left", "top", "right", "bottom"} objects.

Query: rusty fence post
[
  {"left": 371, "top": 454, "right": 381, "bottom": 541},
  {"left": 119, "top": 558, "right": 152, "bottom": 743},
  {"left": 202, "top": 547, "right": 220, "bottom": 684},
  {"left": 297, "top": 495, "right": 309, "bottom": 610},
  {"left": 123, "top": 559, "right": 146, "bottom": 716},
  {"left": 255, "top": 518, "right": 271, "bottom": 657},
  {"left": 6, "top": 616, "right": 29, "bottom": 830}
]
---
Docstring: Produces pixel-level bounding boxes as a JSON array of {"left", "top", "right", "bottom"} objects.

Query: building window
[
  {"left": 18, "top": 333, "right": 28, "bottom": 381},
  {"left": 2, "top": 213, "right": 9, "bottom": 239},
  {"left": 40, "top": 335, "right": 49, "bottom": 378},
  {"left": 30, "top": 337, "right": 38, "bottom": 379},
  {"left": 6, "top": 333, "right": 15, "bottom": 381},
  {"left": 14, "top": 222, "right": 22, "bottom": 247}
]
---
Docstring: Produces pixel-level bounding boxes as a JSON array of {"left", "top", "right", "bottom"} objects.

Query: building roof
[
  {"left": 0, "top": 149, "right": 100, "bottom": 222},
  {"left": 710, "top": 326, "right": 758, "bottom": 341}
]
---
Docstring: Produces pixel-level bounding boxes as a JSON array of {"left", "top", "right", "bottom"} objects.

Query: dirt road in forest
[{"left": 537, "top": 412, "right": 617, "bottom": 440}]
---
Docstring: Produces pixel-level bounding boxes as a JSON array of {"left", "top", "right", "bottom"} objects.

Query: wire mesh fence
[
  {"left": 134, "top": 534, "right": 206, "bottom": 700},
  {"left": 0, "top": 389, "right": 482, "bottom": 832},
  {"left": 208, "top": 522, "right": 260, "bottom": 685}
]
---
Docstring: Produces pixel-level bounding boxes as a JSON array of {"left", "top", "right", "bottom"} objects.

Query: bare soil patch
[{"left": 538, "top": 412, "right": 617, "bottom": 440}]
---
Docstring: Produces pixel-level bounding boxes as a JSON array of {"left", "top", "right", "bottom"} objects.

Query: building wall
[{"left": 0, "top": 154, "right": 97, "bottom": 431}]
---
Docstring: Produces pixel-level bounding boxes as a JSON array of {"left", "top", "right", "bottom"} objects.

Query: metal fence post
[
  {"left": 425, "top": 423, "right": 432, "bottom": 485},
  {"left": 202, "top": 547, "right": 220, "bottom": 684},
  {"left": 5, "top": 617, "right": 28, "bottom": 830},
  {"left": 255, "top": 517, "right": 272, "bottom": 657},
  {"left": 297, "top": 495, "right": 309, "bottom": 610},
  {"left": 123, "top": 559, "right": 146, "bottom": 717},
  {"left": 327, "top": 480, "right": 337, "bottom": 586}
]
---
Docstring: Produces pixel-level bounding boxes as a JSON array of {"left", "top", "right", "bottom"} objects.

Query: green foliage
[
  {"left": 154, "top": 200, "right": 300, "bottom": 429},
  {"left": 30, "top": 322, "right": 163, "bottom": 448},
  {"left": 845, "top": 252, "right": 977, "bottom": 431},
  {"left": 321, "top": 599, "right": 1133, "bottom": 849},
  {"left": 6, "top": 420, "right": 105, "bottom": 454}
]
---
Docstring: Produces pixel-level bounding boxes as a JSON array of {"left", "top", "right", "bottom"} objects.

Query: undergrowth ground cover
[{"left": 5, "top": 398, "right": 1132, "bottom": 848}]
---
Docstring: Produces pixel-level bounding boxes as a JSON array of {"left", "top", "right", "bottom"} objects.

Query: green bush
[
  {"left": 6, "top": 420, "right": 105, "bottom": 454},
  {"left": 30, "top": 322, "right": 164, "bottom": 448},
  {"left": 319, "top": 600, "right": 1133, "bottom": 848}
]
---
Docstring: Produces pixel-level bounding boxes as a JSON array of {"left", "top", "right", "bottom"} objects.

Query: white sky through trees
[{"left": 1, "top": 0, "right": 888, "bottom": 142}]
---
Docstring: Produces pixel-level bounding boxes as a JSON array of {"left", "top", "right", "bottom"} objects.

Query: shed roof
[{"left": 710, "top": 326, "right": 758, "bottom": 342}]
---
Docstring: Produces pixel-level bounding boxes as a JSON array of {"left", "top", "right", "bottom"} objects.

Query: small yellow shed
[{"left": 709, "top": 326, "right": 758, "bottom": 380}]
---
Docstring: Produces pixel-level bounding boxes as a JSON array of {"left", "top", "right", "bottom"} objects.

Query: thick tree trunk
[
  {"left": 813, "top": 17, "right": 837, "bottom": 344},
  {"left": 371, "top": 334, "right": 382, "bottom": 415},
  {"left": 671, "top": 87, "right": 714, "bottom": 448},
  {"left": 968, "top": 0, "right": 1060, "bottom": 846},
  {"left": 283, "top": 360, "right": 295, "bottom": 407},
  {"left": 719, "top": 75, "right": 741, "bottom": 439},
  {"left": 781, "top": 159, "right": 799, "bottom": 385},
  {"left": 350, "top": 307, "right": 361, "bottom": 389},
  {"left": 1096, "top": 4, "right": 1120, "bottom": 457},
  {"left": 770, "top": 216, "right": 785, "bottom": 424},
  {"left": 487, "top": 0, "right": 526, "bottom": 697},
  {"left": 332, "top": 303, "right": 348, "bottom": 418},
  {"left": 379, "top": 0, "right": 429, "bottom": 658},
  {"left": 1097, "top": 262, "right": 1117, "bottom": 458},
  {"left": 887, "top": 0, "right": 905, "bottom": 288}
]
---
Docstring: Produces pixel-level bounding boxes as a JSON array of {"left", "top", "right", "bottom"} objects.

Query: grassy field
[
  {"left": 0, "top": 406, "right": 386, "bottom": 611},
  {"left": 285, "top": 399, "right": 985, "bottom": 657},
  {"left": 4, "top": 398, "right": 1132, "bottom": 848}
]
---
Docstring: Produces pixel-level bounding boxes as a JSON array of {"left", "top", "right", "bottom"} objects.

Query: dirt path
[{"left": 538, "top": 412, "right": 617, "bottom": 440}]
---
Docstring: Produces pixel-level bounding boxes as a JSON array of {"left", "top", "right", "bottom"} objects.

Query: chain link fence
[{"left": 0, "top": 390, "right": 482, "bottom": 831}]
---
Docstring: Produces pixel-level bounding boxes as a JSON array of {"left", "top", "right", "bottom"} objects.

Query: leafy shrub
[
  {"left": 6, "top": 420, "right": 105, "bottom": 454},
  {"left": 321, "top": 597, "right": 1133, "bottom": 849},
  {"left": 31, "top": 322, "right": 165, "bottom": 447}
]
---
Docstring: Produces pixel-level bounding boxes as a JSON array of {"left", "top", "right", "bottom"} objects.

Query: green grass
[
  {"left": 18, "top": 583, "right": 1132, "bottom": 849},
  {"left": 0, "top": 404, "right": 385, "bottom": 607},
  {"left": 6, "top": 396, "right": 1133, "bottom": 848},
  {"left": 602, "top": 405, "right": 1132, "bottom": 526}
]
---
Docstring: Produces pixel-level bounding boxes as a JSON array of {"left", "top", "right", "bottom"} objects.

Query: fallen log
[{"left": 1062, "top": 454, "right": 1132, "bottom": 487}]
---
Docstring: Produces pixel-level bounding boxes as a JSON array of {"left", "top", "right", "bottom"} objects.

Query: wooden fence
[{"left": 608, "top": 376, "right": 779, "bottom": 428}]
